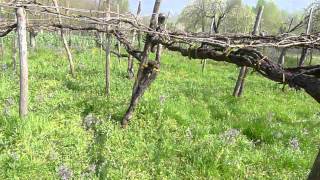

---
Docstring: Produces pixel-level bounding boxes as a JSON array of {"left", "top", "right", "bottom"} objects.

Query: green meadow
[{"left": 0, "top": 33, "right": 319, "bottom": 179}]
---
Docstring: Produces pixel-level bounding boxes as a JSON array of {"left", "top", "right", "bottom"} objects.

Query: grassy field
[{"left": 0, "top": 34, "right": 320, "bottom": 179}]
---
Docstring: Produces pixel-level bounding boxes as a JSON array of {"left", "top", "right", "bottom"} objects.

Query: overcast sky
[{"left": 129, "top": 0, "right": 313, "bottom": 15}]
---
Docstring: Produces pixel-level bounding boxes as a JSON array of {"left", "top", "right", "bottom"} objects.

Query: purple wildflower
[
  {"left": 5, "top": 97, "right": 14, "bottom": 106},
  {"left": 289, "top": 137, "right": 300, "bottom": 150},
  {"left": 83, "top": 114, "right": 98, "bottom": 130},
  {"left": 1, "top": 64, "right": 8, "bottom": 71},
  {"left": 221, "top": 128, "right": 240, "bottom": 143},
  {"left": 159, "top": 95, "right": 166, "bottom": 105},
  {"left": 58, "top": 165, "right": 73, "bottom": 180}
]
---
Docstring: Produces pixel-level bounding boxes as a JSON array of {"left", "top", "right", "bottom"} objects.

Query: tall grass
[{"left": 0, "top": 34, "right": 319, "bottom": 179}]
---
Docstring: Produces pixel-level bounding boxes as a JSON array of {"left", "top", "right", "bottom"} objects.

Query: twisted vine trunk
[{"left": 121, "top": 0, "right": 163, "bottom": 128}]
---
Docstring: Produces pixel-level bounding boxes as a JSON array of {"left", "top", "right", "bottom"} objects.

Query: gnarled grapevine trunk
[{"left": 121, "top": 0, "right": 163, "bottom": 128}]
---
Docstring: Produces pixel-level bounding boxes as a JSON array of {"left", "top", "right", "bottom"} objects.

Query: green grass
[
  {"left": 285, "top": 52, "right": 320, "bottom": 67},
  {"left": 0, "top": 37, "right": 319, "bottom": 179}
]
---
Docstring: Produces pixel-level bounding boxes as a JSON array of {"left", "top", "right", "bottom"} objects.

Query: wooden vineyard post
[
  {"left": 121, "top": 0, "right": 164, "bottom": 128},
  {"left": 127, "top": 0, "right": 142, "bottom": 79},
  {"left": 278, "top": 49, "right": 287, "bottom": 66},
  {"left": 278, "top": 19, "right": 294, "bottom": 66},
  {"left": 233, "top": 6, "right": 264, "bottom": 97},
  {"left": 202, "top": 14, "right": 216, "bottom": 73},
  {"left": 309, "top": 50, "right": 313, "bottom": 65},
  {"left": 52, "top": 0, "right": 75, "bottom": 77},
  {"left": 155, "top": 15, "right": 165, "bottom": 63},
  {"left": 16, "top": 6, "right": 28, "bottom": 118},
  {"left": 299, "top": 7, "right": 313, "bottom": 67},
  {"left": 65, "top": 1, "right": 72, "bottom": 47},
  {"left": 105, "top": 0, "right": 111, "bottom": 96},
  {"left": 29, "top": 28, "right": 37, "bottom": 49}
]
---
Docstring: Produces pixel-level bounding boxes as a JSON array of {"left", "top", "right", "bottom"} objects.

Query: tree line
[{"left": 177, "top": 0, "right": 308, "bottom": 34}]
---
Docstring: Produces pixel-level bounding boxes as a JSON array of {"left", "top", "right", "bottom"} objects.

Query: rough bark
[
  {"left": 16, "top": 7, "right": 28, "bottom": 118},
  {"left": 233, "top": 6, "right": 264, "bottom": 97}
]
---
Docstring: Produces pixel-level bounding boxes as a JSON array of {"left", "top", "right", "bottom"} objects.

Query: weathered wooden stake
[
  {"left": 65, "top": 1, "right": 72, "bottom": 47},
  {"left": 105, "top": 0, "right": 111, "bottom": 96},
  {"left": 309, "top": 50, "right": 313, "bottom": 65},
  {"left": 299, "top": 7, "right": 313, "bottom": 67},
  {"left": 201, "top": 59, "right": 207, "bottom": 73},
  {"left": 278, "top": 49, "right": 286, "bottom": 66},
  {"left": 233, "top": 6, "right": 264, "bottom": 97},
  {"left": 127, "top": 0, "right": 142, "bottom": 79},
  {"left": 278, "top": 19, "right": 294, "bottom": 66},
  {"left": 16, "top": 7, "right": 28, "bottom": 118},
  {"left": 52, "top": 0, "right": 75, "bottom": 77},
  {"left": 202, "top": 14, "right": 216, "bottom": 73},
  {"left": 29, "top": 29, "right": 37, "bottom": 48}
]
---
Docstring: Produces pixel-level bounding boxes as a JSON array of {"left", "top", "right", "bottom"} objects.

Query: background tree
[
  {"left": 220, "top": 4, "right": 255, "bottom": 33},
  {"left": 255, "top": 0, "right": 285, "bottom": 34},
  {"left": 178, "top": 0, "right": 209, "bottom": 32},
  {"left": 97, "top": 0, "right": 129, "bottom": 12},
  {"left": 178, "top": 0, "right": 240, "bottom": 32},
  {"left": 207, "top": 0, "right": 242, "bottom": 33}
]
